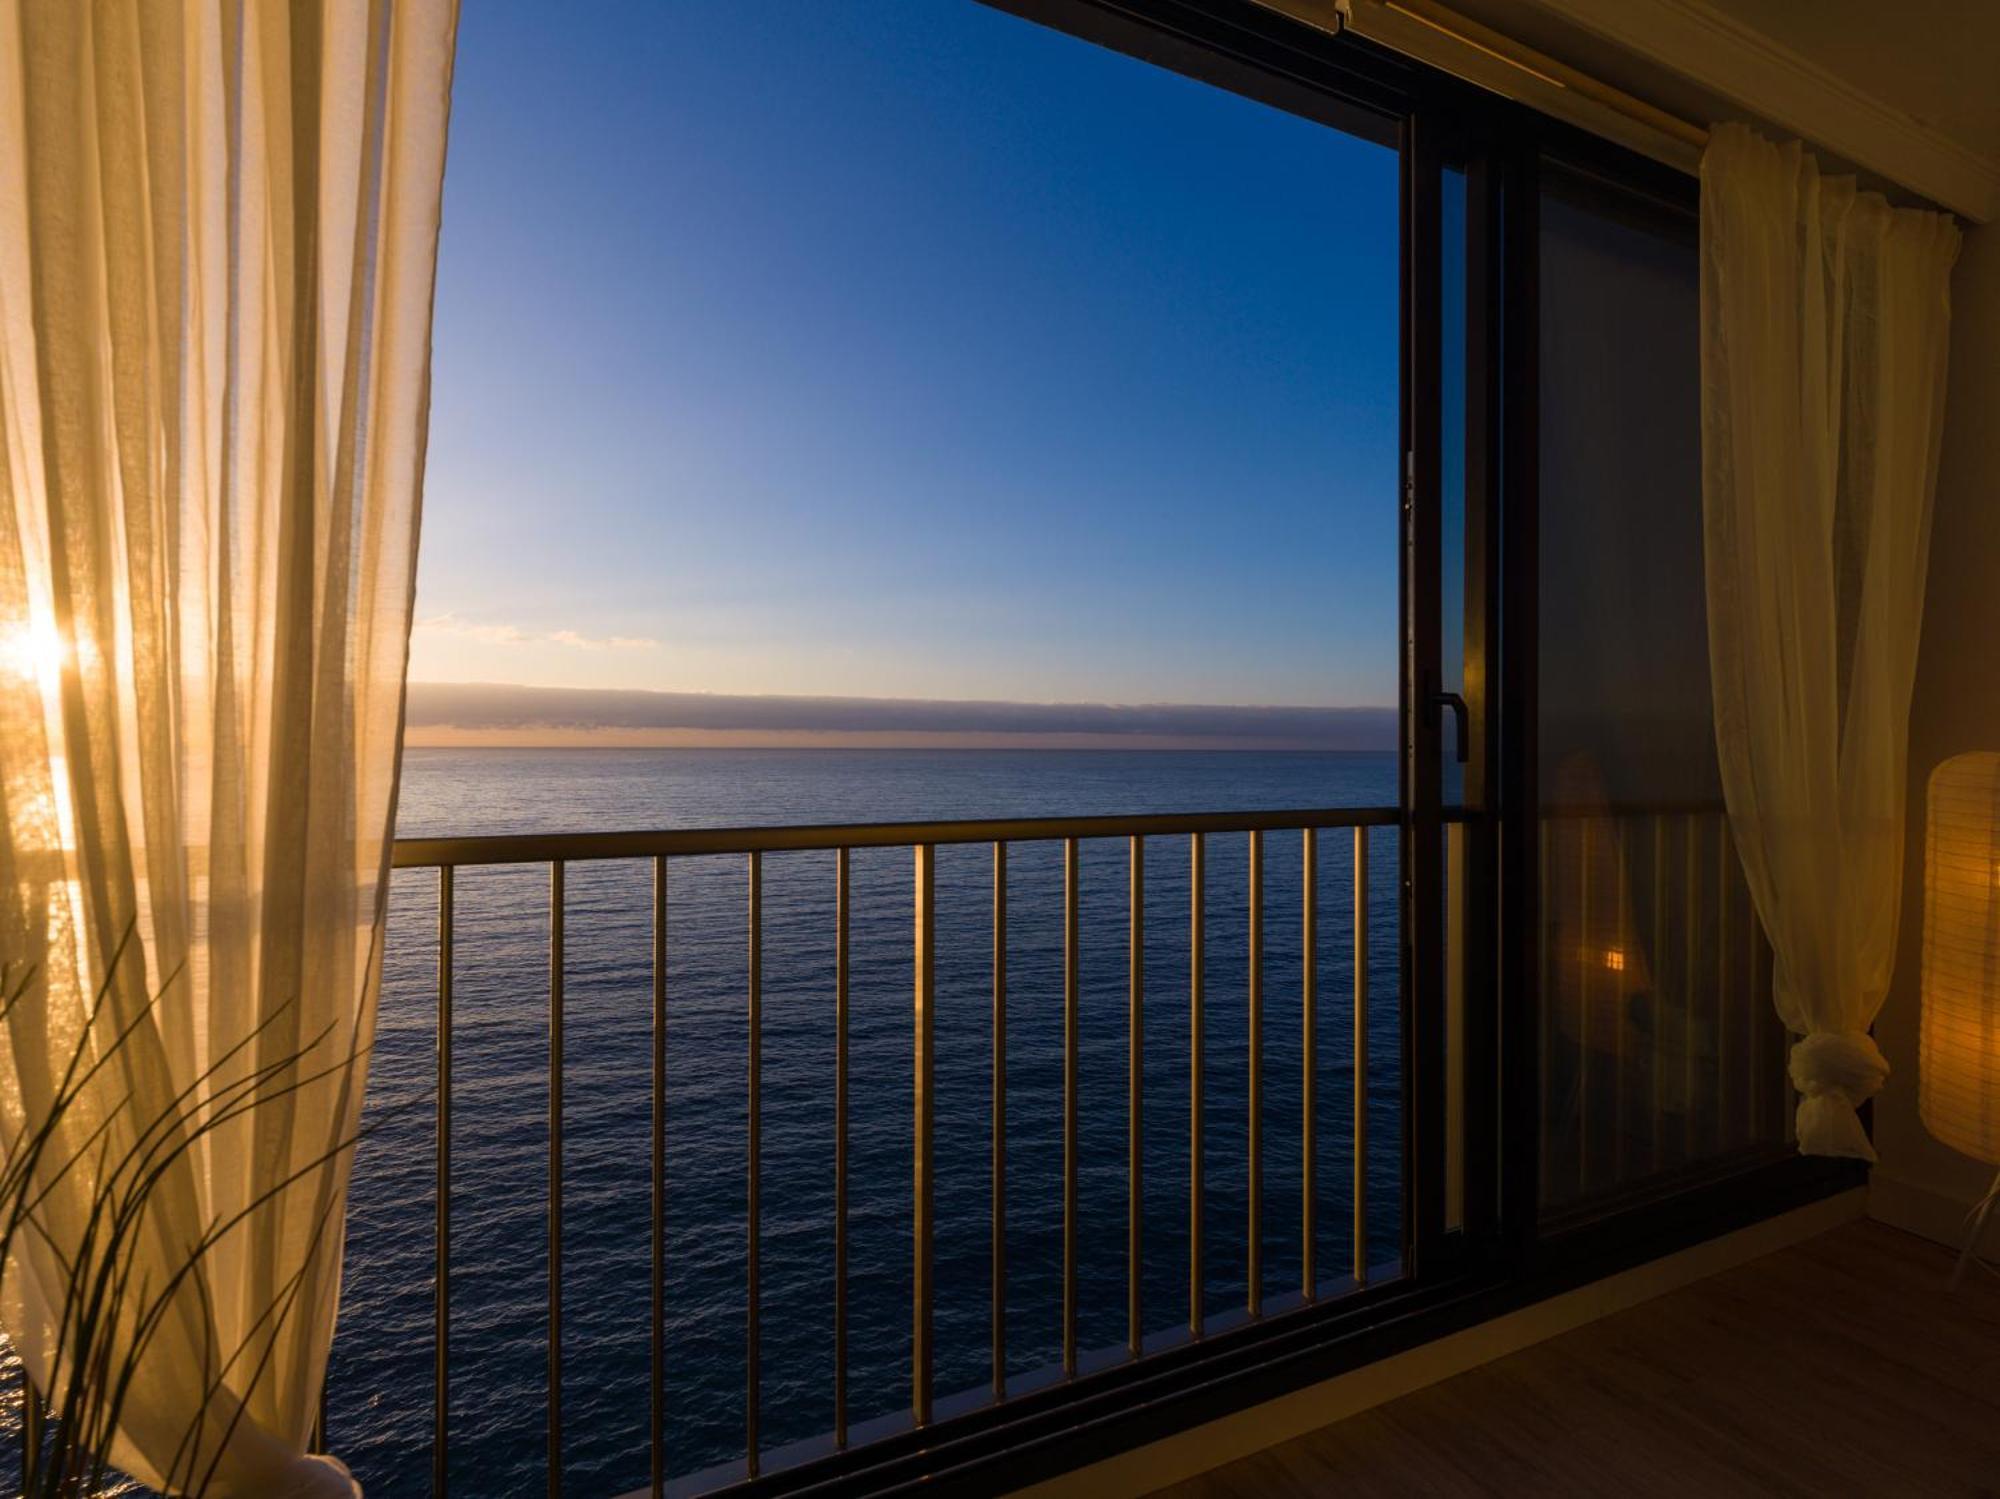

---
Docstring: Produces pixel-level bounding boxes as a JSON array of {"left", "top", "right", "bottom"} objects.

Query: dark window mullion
[{"left": 1402, "top": 111, "right": 1450, "bottom": 1281}]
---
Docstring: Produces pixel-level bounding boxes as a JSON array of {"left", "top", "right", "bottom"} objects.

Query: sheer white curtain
[
  {"left": 0, "top": 2, "right": 456, "bottom": 1493},
  {"left": 1700, "top": 122, "right": 1959, "bottom": 1161}
]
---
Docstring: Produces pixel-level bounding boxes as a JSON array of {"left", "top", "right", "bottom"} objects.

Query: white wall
[{"left": 1872, "top": 218, "right": 2000, "bottom": 1245}]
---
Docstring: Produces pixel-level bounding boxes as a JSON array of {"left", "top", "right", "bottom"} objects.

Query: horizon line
[
  {"left": 402, "top": 681, "right": 1399, "bottom": 752},
  {"left": 403, "top": 677, "right": 1396, "bottom": 713}
]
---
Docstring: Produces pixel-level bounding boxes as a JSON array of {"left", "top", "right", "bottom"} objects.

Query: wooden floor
[{"left": 1156, "top": 1220, "right": 2000, "bottom": 1498}]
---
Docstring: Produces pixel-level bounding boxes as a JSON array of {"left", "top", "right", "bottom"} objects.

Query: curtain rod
[
  {"left": 1259, "top": 0, "right": 1709, "bottom": 174},
  {"left": 1260, "top": 0, "right": 2000, "bottom": 220}
]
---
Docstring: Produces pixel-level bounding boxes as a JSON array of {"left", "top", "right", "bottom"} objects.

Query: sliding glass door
[
  {"left": 1531, "top": 155, "right": 1792, "bottom": 1224},
  {"left": 1410, "top": 115, "right": 1799, "bottom": 1261}
]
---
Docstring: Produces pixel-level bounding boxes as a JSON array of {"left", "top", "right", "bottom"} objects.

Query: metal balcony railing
[
  {"left": 0, "top": 800, "right": 1789, "bottom": 1490},
  {"left": 386, "top": 806, "right": 1401, "bottom": 1496}
]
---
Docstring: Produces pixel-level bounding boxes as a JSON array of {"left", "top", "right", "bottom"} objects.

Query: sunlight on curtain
[
  {"left": 1700, "top": 123, "right": 1960, "bottom": 1161},
  {"left": 0, "top": 2, "right": 456, "bottom": 1493}
]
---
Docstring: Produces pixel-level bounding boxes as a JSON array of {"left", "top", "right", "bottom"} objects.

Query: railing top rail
[{"left": 390, "top": 804, "right": 1404, "bottom": 870}]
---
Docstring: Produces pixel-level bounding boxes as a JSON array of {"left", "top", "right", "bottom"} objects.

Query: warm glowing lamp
[{"left": 1919, "top": 751, "right": 2000, "bottom": 1286}]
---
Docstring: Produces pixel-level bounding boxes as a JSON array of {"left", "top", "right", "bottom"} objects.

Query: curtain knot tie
[
  {"left": 221, "top": 1452, "right": 361, "bottom": 1499},
  {"left": 1788, "top": 1031, "right": 1888, "bottom": 1162}
]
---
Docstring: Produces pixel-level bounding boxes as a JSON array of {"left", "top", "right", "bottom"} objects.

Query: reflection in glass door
[{"left": 1533, "top": 158, "right": 1791, "bottom": 1220}]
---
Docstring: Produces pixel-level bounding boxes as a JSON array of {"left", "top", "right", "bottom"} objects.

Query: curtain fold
[
  {"left": 1700, "top": 122, "right": 1959, "bottom": 1161},
  {"left": 0, "top": 1, "right": 456, "bottom": 1492}
]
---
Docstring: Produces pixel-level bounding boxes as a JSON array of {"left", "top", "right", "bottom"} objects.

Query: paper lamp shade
[{"left": 1920, "top": 752, "right": 2000, "bottom": 1165}]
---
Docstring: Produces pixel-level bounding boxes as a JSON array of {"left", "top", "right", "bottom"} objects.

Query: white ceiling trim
[{"left": 1514, "top": 0, "right": 1998, "bottom": 221}]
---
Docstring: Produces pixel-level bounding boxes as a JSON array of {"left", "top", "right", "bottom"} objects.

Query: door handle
[{"left": 1434, "top": 690, "right": 1469, "bottom": 765}]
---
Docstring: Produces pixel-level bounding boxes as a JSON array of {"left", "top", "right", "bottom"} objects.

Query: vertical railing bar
[
  {"left": 914, "top": 846, "right": 936, "bottom": 1423},
  {"left": 1536, "top": 819, "right": 1551, "bottom": 1202},
  {"left": 1716, "top": 815, "right": 1731, "bottom": 1151},
  {"left": 1247, "top": 829, "right": 1263, "bottom": 1317},
  {"left": 991, "top": 842, "right": 1007, "bottom": 1403},
  {"left": 1770, "top": 920, "right": 1788, "bottom": 1143},
  {"left": 23, "top": 1380, "right": 42, "bottom": 1495},
  {"left": 1443, "top": 822, "right": 1466, "bottom": 1234},
  {"left": 548, "top": 861, "right": 565, "bottom": 1499},
  {"left": 1352, "top": 827, "right": 1369, "bottom": 1285},
  {"left": 747, "top": 851, "right": 763, "bottom": 1477},
  {"left": 1745, "top": 872, "right": 1760, "bottom": 1147},
  {"left": 1613, "top": 826, "right": 1629, "bottom": 1186},
  {"left": 1759, "top": 899, "right": 1781, "bottom": 1141},
  {"left": 1189, "top": 832, "right": 1205, "bottom": 1338},
  {"left": 436, "top": 866, "right": 455, "bottom": 1499},
  {"left": 1128, "top": 835, "right": 1144, "bottom": 1359},
  {"left": 1782, "top": 928, "right": 1797, "bottom": 1144},
  {"left": 835, "top": 847, "right": 850, "bottom": 1447},
  {"left": 650, "top": 858, "right": 666, "bottom": 1496},
  {"left": 1302, "top": 828, "right": 1317, "bottom": 1299},
  {"left": 1576, "top": 819, "right": 1591, "bottom": 1199},
  {"left": 1685, "top": 817, "right": 1700, "bottom": 1161},
  {"left": 1062, "top": 836, "right": 1080, "bottom": 1378},
  {"left": 1766, "top": 926, "right": 1782, "bottom": 1140},
  {"left": 1650, "top": 817, "right": 1667, "bottom": 1178}
]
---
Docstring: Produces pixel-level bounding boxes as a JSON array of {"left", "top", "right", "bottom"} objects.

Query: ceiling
[
  {"left": 1438, "top": 0, "right": 2000, "bottom": 218},
  {"left": 1713, "top": 0, "right": 2000, "bottom": 162}
]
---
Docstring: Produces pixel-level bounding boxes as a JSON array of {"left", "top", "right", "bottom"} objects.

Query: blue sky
[{"left": 411, "top": 0, "right": 1399, "bottom": 708}]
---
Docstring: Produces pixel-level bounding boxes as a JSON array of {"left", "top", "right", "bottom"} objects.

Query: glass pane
[
  {"left": 1535, "top": 160, "right": 1790, "bottom": 1219},
  {"left": 1441, "top": 164, "right": 1470, "bottom": 810},
  {"left": 1440, "top": 163, "right": 1470, "bottom": 1229}
]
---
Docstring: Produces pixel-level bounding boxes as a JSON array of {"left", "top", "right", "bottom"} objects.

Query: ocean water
[
  {"left": 329, "top": 749, "right": 1407, "bottom": 1496},
  {"left": 256, "top": 751, "right": 1417, "bottom": 1495}
]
